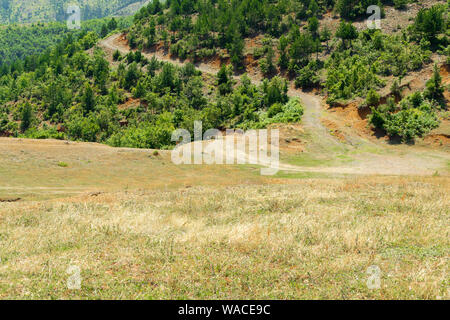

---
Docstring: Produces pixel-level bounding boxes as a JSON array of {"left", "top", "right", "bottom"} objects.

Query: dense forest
[
  {"left": 0, "top": 0, "right": 147, "bottom": 23},
  {"left": 0, "top": 16, "right": 132, "bottom": 66},
  {"left": 0, "top": 0, "right": 448, "bottom": 146}
]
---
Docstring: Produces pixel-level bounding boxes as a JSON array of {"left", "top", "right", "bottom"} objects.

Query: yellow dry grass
[{"left": 0, "top": 175, "right": 448, "bottom": 299}]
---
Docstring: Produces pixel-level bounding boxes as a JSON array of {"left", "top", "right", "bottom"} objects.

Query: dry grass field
[{"left": 0, "top": 138, "right": 448, "bottom": 299}]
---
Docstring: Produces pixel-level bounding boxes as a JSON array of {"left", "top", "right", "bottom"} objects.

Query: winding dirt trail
[{"left": 99, "top": 34, "right": 450, "bottom": 176}]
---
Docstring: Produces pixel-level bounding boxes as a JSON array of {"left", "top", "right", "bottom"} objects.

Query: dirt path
[{"left": 99, "top": 34, "right": 450, "bottom": 176}]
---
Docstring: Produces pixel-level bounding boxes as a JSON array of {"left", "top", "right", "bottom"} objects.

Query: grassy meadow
[{"left": 0, "top": 139, "right": 448, "bottom": 299}]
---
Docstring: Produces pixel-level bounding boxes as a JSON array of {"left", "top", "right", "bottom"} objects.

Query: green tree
[
  {"left": 390, "top": 79, "right": 401, "bottom": 98},
  {"left": 100, "top": 24, "right": 108, "bottom": 38},
  {"left": 365, "top": 89, "right": 380, "bottom": 107},
  {"left": 414, "top": 5, "right": 445, "bottom": 44},
  {"left": 93, "top": 51, "right": 110, "bottom": 93},
  {"left": 423, "top": 64, "right": 445, "bottom": 105},
  {"left": 335, "top": 21, "right": 358, "bottom": 49},
  {"left": 308, "top": 0, "right": 319, "bottom": 16},
  {"left": 133, "top": 80, "right": 146, "bottom": 98},
  {"left": 289, "top": 31, "right": 314, "bottom": 72},
  {"left": 124, "top": 62, "right": 140, "bottom": 90},
  {"left": 113, "top": 50, "right": 121, "bottom": 61},
  {"left": 229, "top": 26, "right": 244, "bottom": 71},
  {"left": 159, "top": 63, "right": 177, "bottom": 91},
  {"left": 336, "top": 0, "right": 383, "bottom": 20},
  {"left": 81, "top": 83, "right": 95, "bottom": 115},
  {"left": 107, "top": 17, "right": 118, "bottom": 31},
  {"left": 217, "top": 65, "right": 232, "bottom": 95},
  {"left": 20, "top": 102, "right": 32, "bottom": 133},
  {"left": 308, "top": 16, "right": 319, "bottom": 39},
  {"left": 320, "top": 25, "right": 331, "bottom": 51}
]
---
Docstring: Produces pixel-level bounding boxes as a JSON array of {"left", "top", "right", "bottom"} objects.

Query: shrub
[
  {"left": 383, "top": 107, "right": 439, "bottom": 142},
  {"left": 267, "top": 103, "right": 283, "bottom": 118},
  {"left": 66, "top": 116, "right": 100, "bottom": 142},
  {"left": 393, "top": 0, "right": 408, "bottom": 10},
  {"left": 22, "top": 127, "right": 65, "bottom": 140},
  {"left": 113, "top": 50, "right": 121, "bottom": 61},
  {"left": 365, "top": 89, "right": 380, "bottom": 107},
  {"left": 107, "top": 113, "right": 175, "bottom": 149},
  {"left": 270, "top": 98, "right": 304, "bottom": 123},
  {"left": 369, "top": 90, "right": 440, "bottom": 142},
  {"left": 336, "top": 0, "right": 384, "bottom": 20},
  {"left": 295, "top": 63, "right": 320, "bottom": 89}
]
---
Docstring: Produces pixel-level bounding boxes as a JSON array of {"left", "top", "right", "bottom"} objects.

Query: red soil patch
[
  {"left": 327, "top": 102, "right": 372, "bottom": 136},
  {"left": 440, "top": 64, "right": 449, "bottom": 83},
  {"left": 321, "top": 119, "right": 348, "bottom": 142},
  {"left": 441, "top": 64, "right": 450, "bottom": 108},
  {"left": 423, "top": 134, "right": 450, "bottom": 147},
  {"left": 118, "top": 97, "right": 142, "bottom": 110}
]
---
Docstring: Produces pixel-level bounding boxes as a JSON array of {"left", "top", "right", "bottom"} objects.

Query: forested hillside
[
  {"left": 0, "top": 28, "right": 301, "bottom": 148},
  {"left": 0, "top": 0, "right": 147, "bottom": 24},
  {"left": 128, "top": 0, "right": 449, "bottom": 141},
  {"left": 0, "top": 17, "right": 132, "bottom": 65},
  {"left": 0, "top": 0, "right": 448, "bottom": 147}
]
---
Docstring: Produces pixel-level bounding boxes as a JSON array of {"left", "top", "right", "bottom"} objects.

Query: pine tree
[
  {"left": 107, "top": 18, "right": 118, "bottom": 31},
  {"left": 424, "top": 64, "right": 444, "bottom": 105},
  {"left": 308, "top": 0, "right": 319, "bottom": 17},
  {"left": 82, "top": 83, "right": 95, "bottom": 115},
  {"left": 336, "top": 21, "right": 358, "bottom": 49},
  {"left": 100, "top": 24, "right": 108, "bottom": 38},
  {"left": 414, "top": 6, "right": 444, "bottom": 43},
  {"left": 390, "top": 79, "right": 401, "bottom": 98},
  {"left": 228, "top": 24, "right": 244, "bottom": 71},
  {"left": 320, "top": 26, "right": 331, "bottom": 52},
  {"left": 124, "top": 62, "right": 140, "bottom": 90},
  {"left": 217, "top": 65, "right": 232, "bottom": 95},
  {"left": 113, "top": 50, "right": 121, "bottom": 61},
  {"left": 278, "top": 35, "right": 289, "bottom": 70},
  {"left": 20, "top": 102, "right": 32, "bottom": 133}
]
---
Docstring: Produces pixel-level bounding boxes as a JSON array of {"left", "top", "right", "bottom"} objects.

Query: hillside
[
  {"left": 0, "top": 0, "right": 449, "bottom": 301},
  {"left": 0, "top": 17, "right": 133, "bottom": 65},
  {"left": 0, "top": 0, "right": 447, "bottom": 148},
  {"left": 0, "top": 0, "right": 148, "bottom": 24},
  {"left": 126, "top": 0, "right": 449, "bottom": 143}
]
